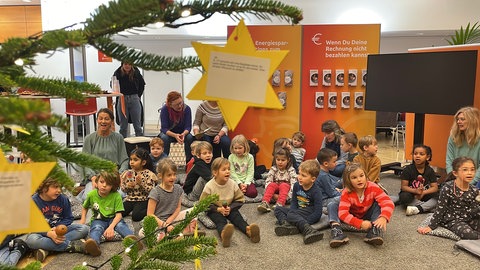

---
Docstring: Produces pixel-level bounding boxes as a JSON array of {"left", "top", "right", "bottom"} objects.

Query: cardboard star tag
[
  {"left": 0, "top": 150, "right": 56, "bottom": 243},
  {"left": 187, "top": 20, "right": 289, "bottom": 130}
]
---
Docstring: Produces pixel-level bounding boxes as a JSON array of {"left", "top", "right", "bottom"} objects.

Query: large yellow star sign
[
  {"left": 0, "top": 150, "right": 55, "bottom": 243},
  {"left": 187, "top": 20, "right": 289, "bottom": 130}
]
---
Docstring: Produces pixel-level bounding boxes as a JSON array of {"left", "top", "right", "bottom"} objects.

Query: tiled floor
[{"left": 375, "top": 132, "right": 407, "bottom": 165}]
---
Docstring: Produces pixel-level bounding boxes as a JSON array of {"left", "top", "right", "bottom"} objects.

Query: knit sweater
[
  {"left": 338, "top": 181, "right": 394, "bottom": 229},
  {"left": 200, "top": 178, "right": 245, "bottom": 213},
  {"left": 82, "top": 131, "right": 129, "bottom": 175},
  {"left": 193, "top": 101, "right": 228, "bottom": 136},
  {"left": 353, "top": 154, "right": 381, "bottom": 183}
]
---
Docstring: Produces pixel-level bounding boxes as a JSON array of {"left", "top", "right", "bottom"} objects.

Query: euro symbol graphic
[{"left": 312, "top": 33, "right": 322, "bottom": 45}]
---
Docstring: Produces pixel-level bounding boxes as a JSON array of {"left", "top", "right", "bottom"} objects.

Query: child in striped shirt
[{"left": 338, "top": 163, "right": 394, "bottom": 246}]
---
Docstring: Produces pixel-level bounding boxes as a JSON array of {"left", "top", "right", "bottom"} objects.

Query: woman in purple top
[{"left": 159, "top": 91, "right": 194, "bottom": 163}]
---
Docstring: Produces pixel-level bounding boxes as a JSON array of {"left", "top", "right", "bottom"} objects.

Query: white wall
[
  {"left": 42, "top": 0, "right": 480, "bottom": 36},
  {"left": 35, "top": 0, "right": 466, "bottom": 133}
]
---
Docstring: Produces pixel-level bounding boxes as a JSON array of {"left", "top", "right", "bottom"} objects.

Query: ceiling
[{"left": 0, "top": 0, "right": 40, "bottom": 5}]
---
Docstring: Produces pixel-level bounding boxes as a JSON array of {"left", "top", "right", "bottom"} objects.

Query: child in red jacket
[{"left": 338, "top": 163, "right": 394, "bottom": 246}]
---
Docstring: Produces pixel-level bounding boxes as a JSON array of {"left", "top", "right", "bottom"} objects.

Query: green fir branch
[{"left": 92, "top": 37, "right": 201, "bottom": 72}]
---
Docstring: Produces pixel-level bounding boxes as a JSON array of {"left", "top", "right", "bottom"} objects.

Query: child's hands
[
  {"left": 47, "top": 229, "right": 65, "bottom": 244},
  {"left": 239, "top": 183, "right": 247, "bottom": 193},
  {"left": 217, "top": 206, "right": 230, "bottom": 216},
  {"left": 91, "top": 175, "right": 98, "bottom": 188},
  {"left": 417, "top": 226, "right": 432, "bottom": 235},
  {"left": 104, "top": 227, "right": 115, "bottom": 240},
  {"left": 135, "top": 174, "right": 142, "bottom": 185},
  {"left": 372, "top": 217, "right": 387, "bottom": 231},
  {"left": 127, "top": 181, "right": 136, "bottom": 188},
  {"left": 360, "top": 220, "right": 372, "bottom": 230}
]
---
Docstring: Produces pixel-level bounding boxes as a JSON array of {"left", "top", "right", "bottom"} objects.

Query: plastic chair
[
  {"left": 393, "top": 123, "right": 406, "bottom": 152},
  {"left": 66, "top": 97, "right": 97, "bottom": 147}
]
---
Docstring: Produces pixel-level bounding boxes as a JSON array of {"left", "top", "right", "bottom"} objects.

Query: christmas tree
[
  {"left": 0, "top": 0, "right": 302, "bottom": 269},
  {"left": 0, "top": 0, "right": 301, "bottom": 187}
]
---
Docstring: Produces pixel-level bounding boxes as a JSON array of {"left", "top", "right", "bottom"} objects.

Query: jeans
[
  {"left": 201, "top": 134, "right": 231, "bottom": 159},
  {"left": 159, "top": 132, "right": 194, "bottom": 162},
  {"left": 90, "top": 219, "right": 134, "bottom": 245},
  {"left": 25, "top": 224, "right": 89, "bottom": 252},
  {"left": 286, "top": 206, "right": 316, "bottom": 231},
  {"left": 362, "top": 201, "right": 381, "bottom": 222},
  {"left": 117, "top": 94, "right": 143, "bottom": 137},
  {"left": 0, "top": 247, "right": 21, "bottom": 266},
  {"left": 324, "top": 196, "right": 341, "bottom": 223},
  {"left": 330, "top": 163, "right": 346, "bottom": 178}
]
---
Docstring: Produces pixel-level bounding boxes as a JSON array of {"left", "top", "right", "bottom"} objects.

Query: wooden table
[{"left": 17, "top": 92, "right": 122, "bottom": 112}]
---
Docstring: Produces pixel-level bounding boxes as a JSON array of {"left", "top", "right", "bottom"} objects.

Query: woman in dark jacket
[{"left": 113, "top": 62, "right": 145, "bottom": 137}]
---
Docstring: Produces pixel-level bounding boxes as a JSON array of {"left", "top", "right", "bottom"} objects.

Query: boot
[
  {"left": 329, "top": 225, "right": 349, "bottom": 248},
  {"left": 246, "top": 223, "right": 260, "bottom": 243},
  {"left": 220, "top": 224, "right": 235, "bottom": 247},
  {"left": 84, "top": 239, "right": 101, "bottom": 257},
  {"left": 364, "top": 226, "right": 384, "bottom": 246},
  {"left": 274, "top": 220, "right": 299, "bottom": 236},
  {"left": 302, "top": 224, "right": 324, "bottom": 245}
]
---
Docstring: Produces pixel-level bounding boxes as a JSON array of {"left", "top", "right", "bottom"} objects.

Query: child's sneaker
[
  {"left": 84, "top": 239, "right": 101, "bottom": 257},
  {"left": 406, "top": 205, "right": 420, "bottom": 216},
  {"left": 246, "top": 223, "right": 260, "bottom": 243},
  {"left": 34, "top": 249, "right": 49, "bottom": 262},
  {"left": 274, "top": 221, "right": 299, "bottom": 236},
  {"left": 220, "top": 224, "right": 235, "bottom": 248},
  {"left": 65, "top": 239, "right": 85, "bottom": 253},
  {"left": 364, "top": 227, "right": 384, "bottom": 246},
  {"left": 257, "top": 201, "right": 271, "bottom": 213},
  {"left": 9, "top": 239, "right": 29, "bottom": 256},
  {"left": 329, "top": 225, "right": 349, "bottom": 248}
]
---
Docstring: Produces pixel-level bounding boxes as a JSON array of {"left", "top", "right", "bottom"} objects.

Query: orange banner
[{"left": 228, "top": 24, "right": 380, "bottom": 167}]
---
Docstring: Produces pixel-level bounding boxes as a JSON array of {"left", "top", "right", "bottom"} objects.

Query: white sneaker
[{"left": 406, "top": 206, "right": 420, "bottom": 216}]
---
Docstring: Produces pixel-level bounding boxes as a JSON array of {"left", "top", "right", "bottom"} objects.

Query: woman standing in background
[{"left": 113, "top": 62, "right": 145, "bottom": 138}]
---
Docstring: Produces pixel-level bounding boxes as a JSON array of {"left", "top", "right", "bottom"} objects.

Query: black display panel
[{"left": 365, "top": 50, "right": 477, "bottom": 115}]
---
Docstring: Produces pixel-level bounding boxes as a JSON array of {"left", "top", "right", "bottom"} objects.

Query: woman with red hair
[{"left": 159, "top": 91, "right": 194, "bottom": 164}]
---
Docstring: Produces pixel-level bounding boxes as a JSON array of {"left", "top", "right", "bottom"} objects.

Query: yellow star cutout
[
  {"left": 187, "top": 20, "right": 289, "bottom": 130},
  {"left": 0, "top": 150, "right": 56, "bottom": 243}
]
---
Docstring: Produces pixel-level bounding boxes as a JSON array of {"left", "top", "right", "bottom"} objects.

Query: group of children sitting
[{"left": 3, "top": 121, "right": 480, "bottom": 267}]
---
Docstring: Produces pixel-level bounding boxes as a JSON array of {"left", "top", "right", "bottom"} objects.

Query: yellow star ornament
[
  {"left": 0, "top": 150, "right": 56, "bottom": 243},
  {"left": 187, "top": 20, "right": 289, "bottom": 130}
]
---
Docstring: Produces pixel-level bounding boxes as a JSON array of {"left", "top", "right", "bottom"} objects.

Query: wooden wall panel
[
  {"left": 0, "top": 7, "right": 26, "bottom": 22},
  {"left": 0, "top": 6, "right": 41, "bottom": 43}
]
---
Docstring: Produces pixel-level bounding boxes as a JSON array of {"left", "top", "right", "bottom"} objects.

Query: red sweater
[{"left": 338, "top": 181, "right": 394, "bottom": 229}]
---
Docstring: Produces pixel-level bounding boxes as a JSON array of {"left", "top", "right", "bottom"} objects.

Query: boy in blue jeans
[
  {"left": 316, "top": 148, "right": 349, "bottom": 247},
  {"left": 274, "top": 159, "right": 324, "bottom": 244},
  {"left": 80, "top": 171, "right": 141, "bottom": 257},
  {"left": 25, "top": 178, "right": 91, "bottom": 262}
]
